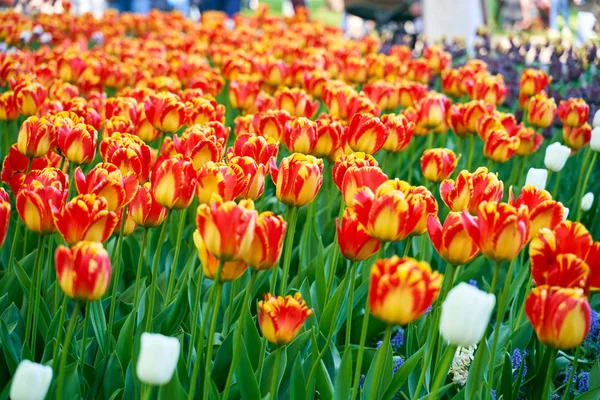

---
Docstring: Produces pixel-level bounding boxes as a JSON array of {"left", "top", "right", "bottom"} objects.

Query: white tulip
[
  {"left": 562, "top": 205, "right": 570, "bottom": 220},
  {"left": 136, "top": 333, "right": 180, "bottom": 386},
  {"left": 525, "top": 168, "right": 548, "bottom": 191},
  {"left": 581, "top": 192, "right": 594, "bottom": 212},
  {"left": 439, "top": 283, "right": 496, "bottom": 347},
  {"left": 10, "top": 360, "right": 52, "bottom": 400},
  {"left": 593, "top": 109, "right": 600, "bottom": 128},
  {"left": 544, "top": 142, "right": 571, "bottom": 172},
  {"left": 591, "top": 127, "right": 600, "bottom": 152}
]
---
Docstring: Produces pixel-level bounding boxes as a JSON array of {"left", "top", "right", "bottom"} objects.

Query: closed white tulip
[
  {"left": 136, "top": 333, "right": 180, "bottom": 386},
  {"left": 591, "top": 127, "right": 600, "bottom": 152},
  {"left": 10, "top": 360, "right": 52, "bottom": 400},
  {"left": 581, "top": 192, "right": 594, "bottom": 212},
  {"left": 439, "top": 283, "right": 496, "bottom": 347},
  {"left": 593, "top": 109, "right": 600, "bottom": 128},
  {"left": 562, "top": 205, "right": 570, "bottom": 220},
  {"left": 525, "top": 168, "right": 548, "bottom": 191},
  {"left": 544, "top": 143, "right": 571, "bottom": 172}
]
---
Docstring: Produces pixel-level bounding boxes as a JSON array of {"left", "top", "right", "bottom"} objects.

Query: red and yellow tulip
[
  {"left": 347, "top": 113, "right": 388, "bottom": 155},
  {"left": 129, "top": 183, "right": 169, "bottom": 228},
  {"left": 336, "top": 207, "right": 381, "bottom": 261},
  {"left": 440, "top": 167, "right": 504, "bottom": 215},
  {"left": 258, "top": 292, "right": 313, "bottom": 345},
  {"left": 428, "top": 212, "right": 480, "bottom": 266},
  {"left": 75, "top": 163, "right": 139, "bottom": 212},
  {"left": 420, "top": 148, "right": 460, "bottom": 183},
  {"left": 150, "top": 154, "right": 197, "bottom": 210},
  {"left": 17, "top": 116, "right": 56, "bottom": 158},
  {"left": 243, "top": 211, "right": 287, "bottom": 270},
  {"left": 558, "top": 98, "right": 589, "bottom": 128},
  {"left": 270, "top": 153, "right": 324, "bottom": 207}
]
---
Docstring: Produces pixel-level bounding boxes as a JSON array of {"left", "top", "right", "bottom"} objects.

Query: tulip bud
[
  {"left": 10, "top": 360, "right": 52, "bottom": 400},
  {"left": 439, "top": 283, "right": 496, "bottom": 347},
  {"left": 420, "top": 148, "right": 460, "bottom": 183},
  {"left": 347, "top": 113, "right": 388, "bottom": 155},
  {"left": 581, "top": 192, "right": 594, "bottom": 212},
  {"left": 17, "top": 116, "right": 56, "bottom": 158},
  {"left": 0, "top": 188, "right": 10, "bottom": 248},
  {"left": 563, "top": 206, "right": 570, "bottom": 220},
  {"left": 525, "top": 168, "right": 548, "bottom": 191},
  {"left": 337, "top": 208, "right": 381, "bottom": 261},
  {"left": 136, "top": 333, "right": 180, "bottom": 386},
  {"left": 258, "top": 293, "right": 313, "bottom": 345},
  {"left": 270, "top": 153, "right": 324, "bottom": 207},
  {"left": 544, "top": 142, "right": 571, "bottom": 172},
  {"left": 428, "top": 213, "right": 480, "bottom": 266},
  {"left": 593, "top": 110, "right": 600, "bottom": 128},
  {"left": 242, "top": 211, "right": 287, "bottom": 270},
  {"left": 591, "top": 127, "right": 600, "bottom": 152},
  {"left": 151, "top": 155, "right": 197, "bottom": 210}
]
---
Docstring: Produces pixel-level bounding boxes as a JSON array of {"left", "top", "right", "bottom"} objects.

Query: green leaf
[
  {"left": 107, "top": 389, "right": 123, "bottom": 400},
  {"left": 116, "top": 312, "right": 135, "bottom": 368},
  {"left": 12, "top": 259, "right": 31, "bottom": 297},
  {"left": 234, "top": 339, "right": 262, "bottom": 400},
  {"left": 333, "top": 349, "right": 352, "bottom": 400},
  {"left": 102, "top": 352, "right": 125, "bottom": 399},
  {"left": 242, "top": 304, "right": 261, "bottom": 371},
  {"left": 363, "top": 334, "right": 393, "bottom": 400},
  {"left": 576, "top": 386, "right": 600, "bottom": 400},
  {"left": 508, "top": 322, "right": 533, "bottom": 351},
  {"left": 89, "top": 300, "right": 107, "bottom": 356},
  {"left": 381, "top": 346, "right": 425, "bottom": 400},
  {"left": 211, "top": 331, "right": 233, "bottom": 388},
  {"left": 590, "top": 360, "right": 600, "bottom": 389},
  {"left": 465, "top": 338, "right": 490, "bottom": 400},
  {"left": 159, "top": 280, "right": 188, "bottom": 335},
  {"left": 158, "top": 369, "right": 186, "bottom": 400},
  {"left": 259, "top": 348, "right": 287, "bottom": 398},
  {"left": 500, "top": 351, "right": 513, "bottom": 400},
  {"left": 0, "top": 319, "right": 19, "bottom": 373},
  {"left": 318, "top": 275, "right": 348, "bottom": 337},
  {"left": 290, "top": 354, "right": 307, "bottom": 400}
]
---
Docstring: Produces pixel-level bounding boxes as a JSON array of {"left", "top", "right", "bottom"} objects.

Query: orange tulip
[
  {"left": 381, "top": 113, "right": 415, "bottom": 153},
  {"left": 341, "top": 165, "right": 388, "bottom": 207},
  {"left": 75, "top": 163, "right": 139, "bottom": 213},
  {"left": 17, "top": 116, "right": 56, "bottom": 158},
  {"left": 253, "top": 110, "right": 292, "bottom": 143},
  {"left": 369, "top": 256, "right": 443, "bottom": 325},
  {"left": 228, "top": 133, "right": 279, "bottom": 167},
  {"left": 195, "top": 195, "right": 257, "bottom": 261},
  {"left": 337, "top": 207, "right": 381, "bottom": 261},
  {"left": 0, "top": 188, "right": 10, "bottom": 248},
  {"left": 56, "top": 120, "right": 98, "bottom": 165},
  {"left": 513, "top": 125, "right": 543, "bottom": 156},
  {"left": 100, "top": 133, "right": 153, "bottom": 184},
  {"left": 173, "top": 125, "right": 226, "bottom": 170},
  {"left": 404, "top": 184, "right": 438, "bottom": 236},
  {"left": 270, "top": 153, "right": 324, "bottom": 207},
  {"left": 185, "top": 97, "right": 225, "bottom": 126},
  {"left": 527, "top": 94, "right": 557, "bottom": 129},
  {"left": 407, "top": 59, "right": 434, "bottom": 84},
  {"left": 420, "top": 148, "right": 460, "bottom": 183},
  {"left": 417, "top": 93, "right": 451, "bottom": 129},
  {"left": 193, "top": 230, "right": 248, "bottom": 281},
  {"left": 258, "top": 293, "right": 313, "bottom": 345},
  {"left": 243, "top": 211, "right": 287, "bottom": 270},
  {"left": 144, "top": 94, "right": 187, "bottom": 134},
  {"left": 462, "top": 202, "right": 530, "bottom": 262},
  {"left": 423, "top": 46, "right": 452, "bottom": 74},
  {"left": 483, "top": 129, "right": 520, "bottom": 163},
  {"left": 150, "top": 155, "right": 197, "bottom": 210},
  {"left": 15, "top": 82, "right": 47, "bottom": 116},
  {"left": 228, "top": 156, "right": 267, "bottom": 201},
  {"left": 105, "top": 97, "right": 140, "bottom": 123},
  {"left": 467, "top": 74, "right": 508, "bottom": 106},
  {"left": 313, "top": 116, "right": 346, "bottom": 160},
  {"left": 397, "top": 82, "right": 427, "bottom": 109},
  {"left": 262, "top": 58, "right": 289, "bottom": 87},
  {"left": 347, "top": 113, "right": 388, "bottom": 154},
  {"left": 16, "top": 168, "right": 68, "bottom": 235},
  {"left": 332, "top": 152, "right": 378, "bottom": 191},
  {"left": 463, "top": 100, "right": 494, "bottom": 133},
  {"left": 519, "top": 68, "right": 550, "bottom": 97},
  {"left": 476, "top": 114, "right": 504, "bottom": 141},
  {"left": 135, "top": 113, "right": 161, "bottom": 143},
  {"left": 229, "top": 77, "right": 262, "bottom": 111},
  {"left": 558, "top": 98, "right": 589, "bottom": 128},
  {"left": 284, "top": 117, "right": 318, "bottom": 155},
  {"left": 440, "top": 167, "right": 504, "bottom": 215},
  {"left": 129, "top": 183, "right": 169, "bottom": 228},
  {"left": 428, "top": 213, "right": 480, "bottom": 266},
  {"left": 302, "top": 70, "right": 329, "bottom": 99},
  {"left": 509, "top": 185, "right": 564, "bottom": 239},
  {"left": 563, "top": 123, "right": 592, "bottom": 151},
  {"left": 441, "top": 69, "right": 462, "bottom": 97},
  {"left": 104, "top": 116, "right": 136, "bottom": 138},
  {"left": 0, "top": 91, "right": 19, "bottom": 121},
  {"left": 1, "top": 145, "right": 62, "bottom": 194},
  {"left": 195, "top": 161, "right": 249, "bottom": 204},
  {"left": 275, "top": 88, "right": 319, "bottom": 119},
  {"left": 525, "top": 286, "right": 590, "bottom": 350}
]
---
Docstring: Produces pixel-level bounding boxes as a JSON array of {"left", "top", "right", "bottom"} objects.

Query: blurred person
[
  {"left": 574, "top": 0, "right": 599, "bottom": 43},
  {"left": 550, "top": 0, "right": 570, "bottom": 31},
  {"left": 200, "top": 0, "right": 239, "bottom": 16}
]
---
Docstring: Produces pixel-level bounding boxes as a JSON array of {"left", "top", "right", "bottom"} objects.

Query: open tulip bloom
[{"left": 2, "top": 9, "right": 600, "bottom": 400}]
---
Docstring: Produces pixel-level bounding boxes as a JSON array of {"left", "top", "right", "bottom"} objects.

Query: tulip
[
  {"left": 418, "top": 93, "right": 451, "bottom": 129},
  {"left": 381, "top": 113, "right": 415, "bottom": 153},
  {"left": 195, "top": 161, "right": 249, "bottom": 204},
  {"left": 173, "top": 126, "right": 226, "bottom": 170},
  {"left": 462, "top": 202, "right": 530, "bottom": 262},
  {"left": 136, "top": 112, "right": 162, "bottom": 143},
  {"left": 544, "top": 143, "right": 571, "bottom": 172},
  {"left": 105, "top": 97, "right": 140, "bottom": 123},
  {"left": 581, "top": 192, "right": 594, "bottom": 212},
  {"left": 284, "top": 117, "right": 317, "bottom": 155},
  {"left": 563, "top": 123, "right": 592, "bottom": 151},
  {"left": 192, "top": 229, "right": 248, "bottom": 281},
  {"left": 441, "top": 69, "right": 462, "bottom": 97},
  {"left": 439, "top": 283, "right": 496, "bottom": 346},
  {"left": 52, "top": 194, "right": 118, "bottom": 245},
  {"left": 509, "top": 185, "right": 564, "bottom": 240},
  {"left": 347, "top": 113, "right": 388, "bottom": 154},
  {"left": 185, "top": 97, "right": 225, "bottom": 126},
  {"left": 313, "top": 116, "right": 346, "bottom": 160},
  {"left": 129, "top": 183, "right": 169, "bottom": 228},
  {"left": 527, "top": 94, "right": 556, "bottom": 129},
  {"left": 483, "top": 129, "right": 519, "bottom": 163},
  {"left": 75, "top": 163, "right": 139, "bottom": 212},
  {"left": 519, "top": 68, "right": 550, "bottom": 97},
  {"left": 228, "top": 133, "right": 279, "bottom": 167},
  {"left": 263, "top": 58, "right": 289, "bottom": 87},
  {"left": 56, "top": 121, "right": 98, "bottom": 165},
  {"left": 103, "top": 116, "right": 135, "bottom": 138},
  {"left": 440, "top": 167, "right": 504, "bottom": 215},
  {"left": 17, "top": 116, "right": 56, "bottom": 158},
  {"left": 332, "top": 152, "right": 378, "bottom": 191},
  {"left": 397, "top": 82, "right": 427, "bottom": 109},
  {"left": 0, "top": 188, "right": 9, "bottom": 248},
  {"left": 16, "top": 168, "right": 68, "bottom": 235},
  {"left": 302, "top": 70, "right": 329, "bottom": 98},
  {"left": 558, "top": 98, "right": 589, "bottom": 128},
  {"left": 253, "top": 110, "right": 292, "bottom": 143},
  {"left": 467, "top": 74, "right": 508, "bottom": 105},
  {"left": 242, "top": 211, "right": 287, "bottom": 270},
  {"left": 446, "top": 104, "right": 469, "bottom": 138},
  {"left": 136, "top": 333, "right": 180, "bottom": 386},
  {"left": 525, "top": 168, "right": 548, "bottom": 190},
  {"left": 420, "top": 148, "right": 460, "bottom": 183},
  {"left": 423, "top": 46, "right": 452, "bottom": 74},
  {"left": 476, "top": 114, "right": 503, "bottom": 141},
  {"left": 196, "top": 195, "right": 257, "bottom": 261},
  {"left": 407, "top": 59, "right": 434, "bottom": 84},
  {"left": 151, "top": 155, "right": 197, "bottom": 210},
  {"left": 270, "top": 153, "right": 324, "bottom": 207},
  {"left": 591, "top": 127, "right": 600, "bottom": 152},
  {"left": 369, "top": 256, "right": 443, "bottom": 325},
  {"left": 229, "top": 77, "right": 261, "bottom": 111},
  {"left": 15, "top": 82, "right": 47, "bottom": 116},
  {"left": 100, "top": 133, "right": 153, "bottom": 184},
  {"left": 341, "top": 166, "right": 388, "bottom": 207},
  {"left": 275, "top": 87, "right": 319, "bottom": 119},
  {"left": 55, "top": 241, "right": 112, "bottom": 301},
  {"left": 525, "top": 286, "right": 591, "bottom": 350},
  {"left": 9, "top": 360, "right": 52, "bottom": 400},
  {"left": 428, "top": 213, "right": 480, "bottom": 266},
  {"left": 336, "top": 208, "right": 381, "bottom": 261},
  {"left": 258, "top": 292, "right": 313, "bottom": 345},
  {"left": 113, "top": 211, "right": 137, "bottom": 237},
  {"left": 144, "top": 94, "right": 187, "bottom": 134}
]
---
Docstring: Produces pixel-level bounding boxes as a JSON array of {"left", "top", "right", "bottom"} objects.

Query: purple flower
[
  {"left": 511, "top": 348, "right": 527, "bottom": 381},
  {"left": 491, "top": 389, "right": 496, "bottom": 400},
  {"left": 393, "top": 357, "right": 405, "bottom": 375},
  {"left": 391, "top": 329, "right": 404, "bottom": 352},
  {"left": 578, "top": 372, "right": 589, "bottom": 393},
  {"left": 469, "top": 279, "right": 478, "bottom": 288}
]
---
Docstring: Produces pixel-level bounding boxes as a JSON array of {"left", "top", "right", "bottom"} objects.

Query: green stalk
[
  {"left": 466, "top": 135, "right": 476, "bottom": 172},
  {"left": 201, "top": 281, "right": 224, "bottom": 400},
  {"left": 276, "top": 206, "right": 299, "bottom": 295},
  {"left": 407, "top": 140, "right": 416, "bottom": 182},
  {"left": 368, "top": 325, "right": 392, "bottom": 400},
  {"left": 80, "top": 302, "right": 90, "bottom": 370},
  {"left": 551, "top": 170, "right": 561, "bottom": 200},
  {"left": 24, "top": 235, "right": 45, "bottom": 353},
  {"left": 541, "top": 347, "right": 558, "bottom": 400},
  {"left": 222, "top": 270, "right": 258, "bottom": 399},
  {"left": 429, "top": 344, "right": 457, "bottom": 395},
  {"left": 187, "top": 263, "right": 205, "bottom": 369},
  {"left": 66, "top": 162, "right": 76, "bottom": 200},
  {"left": 489, "top": 261, "right": 501, "bottom": 294},
  {"left": 256, "top": 338, "right": 268, "bottom": 384},
  {"left": 516, "top": 154, "right": 529, "bottom": 188},
  {"left": 107, "top": 206, "right": 128, "bottom": 350},
  {"left": 572, "top": 148, "right": 591, "bottom": 211},
  {"left": 350, "top": 304, "right": 370, "bottom": 400},
  {"left": 297, "top": 199, "right": 317, "bottom": 286},
  {"left": 562, "top": 346, "right": 581, "bottom": 400},
  {"left": 133, "top": 229, "right": 149, "bottom": 314},
  {"left": 144, "top": 213, "right": 170, "bottom": 333},
  {"left": 7, "top": 218, "right": 21, "bottom": 273},
  {"left": 165, "top": 208, "right": 187, "bottom": 302},
  {"left": 53, "top": 295, "right": 69, "bottom": 368},
  {"left": 345, "top": 261, "right": 358, "bottom": 351},
  {"left": 269, "top": 346, "right": 283, "bottom": 400},
  {"left": 57, "top": 301, "right": 81, "bottom": 398},
  {"left": 575, "top": 152, "right": 597, "bottom": 221},
  {"left": 324, "top": 201, "right": 345, "bottom": 301}
]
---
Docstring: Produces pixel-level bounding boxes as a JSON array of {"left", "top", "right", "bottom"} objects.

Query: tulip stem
[
  {"left": 413, "top": 301, "right": 444, "bottom": 400},
  {"left": 133, "top": 228, "right": 150, "bottom": 316},
  {"left": 368, "top": 325, "right": 392, "bottom": 400},
  {"left": 345, "top": 261, "right": 358, "bottom": 351},
  {"left": 562, "top": 346, "right": 581, "bottom": 400},
  {"left": 107, "top": 206, "right": 128, "bottom": 351},
  {"left": 572, "top": 148, "right": 591, "bottom": 212},
  {"left": 57, "top": 301, "right": 81, "bottom": 398},
  {"left": 429, "top": 343, "right": 457, "bottom": 396},
  {"left": 324, "top": 202, "right": 345, "bottom": 302},
  {"left": 187, "top": 262, "right": 205, "bottom": 370},
  {"left": 550, "top": 170, "right": 561, "bottom": 200},
  {"left": 24, "top": 235, "right": 45, "bottom": 355},
  {"left": 350, "top": 304, "right": 370, "bottom": 400},
  {"left": 407, "top": 140, "right": 415, "bottom": 183},
  {"left": 201, "top": 280, "right": 223, "bottom": 400},
  {"left": 403, "top": 239, "right": 412, "bottom": 258},
  {"left": 144, "top": 213, "right": 170, "bottom": 334},
  {"left": 575, "top": 152, "right": 597, "bottom": 222},
  {"left": 277, "top": 206, "right": 299, "bottom": 295},
  {"left": 66, "top": 162, "right": 76, "bottom": 200},
  {"left": 516, "top": 153, "right": 529, "bottom": 187},
  {"left": 80, "top": 302, "right": 90, "bottom": 370},
  {"left": 269, "top": 345, "right": 282, "bottom": 400},
  {"left": 53, "top": 295, "right": 69, "bottom": 369},
  {"left": 486, "top": 257, "right": 517, "bottom": 397},
  {"left": 222, "top": 270, "right": 258, "bottom": 399},
  {"left": 489, "top": 261, "right": 501, "bottom": 294},
  {"left": 7, "top": 216, "right": 21, "bottom": 274},
  {"left": 166, "top": 208, "right": 187, "bottom": 303},
  {"left": 541, "top": 347, "right": 558, "bottom": 400},
  {"left": 466, "top": 135, "right": 476, "bottom": 172}
]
